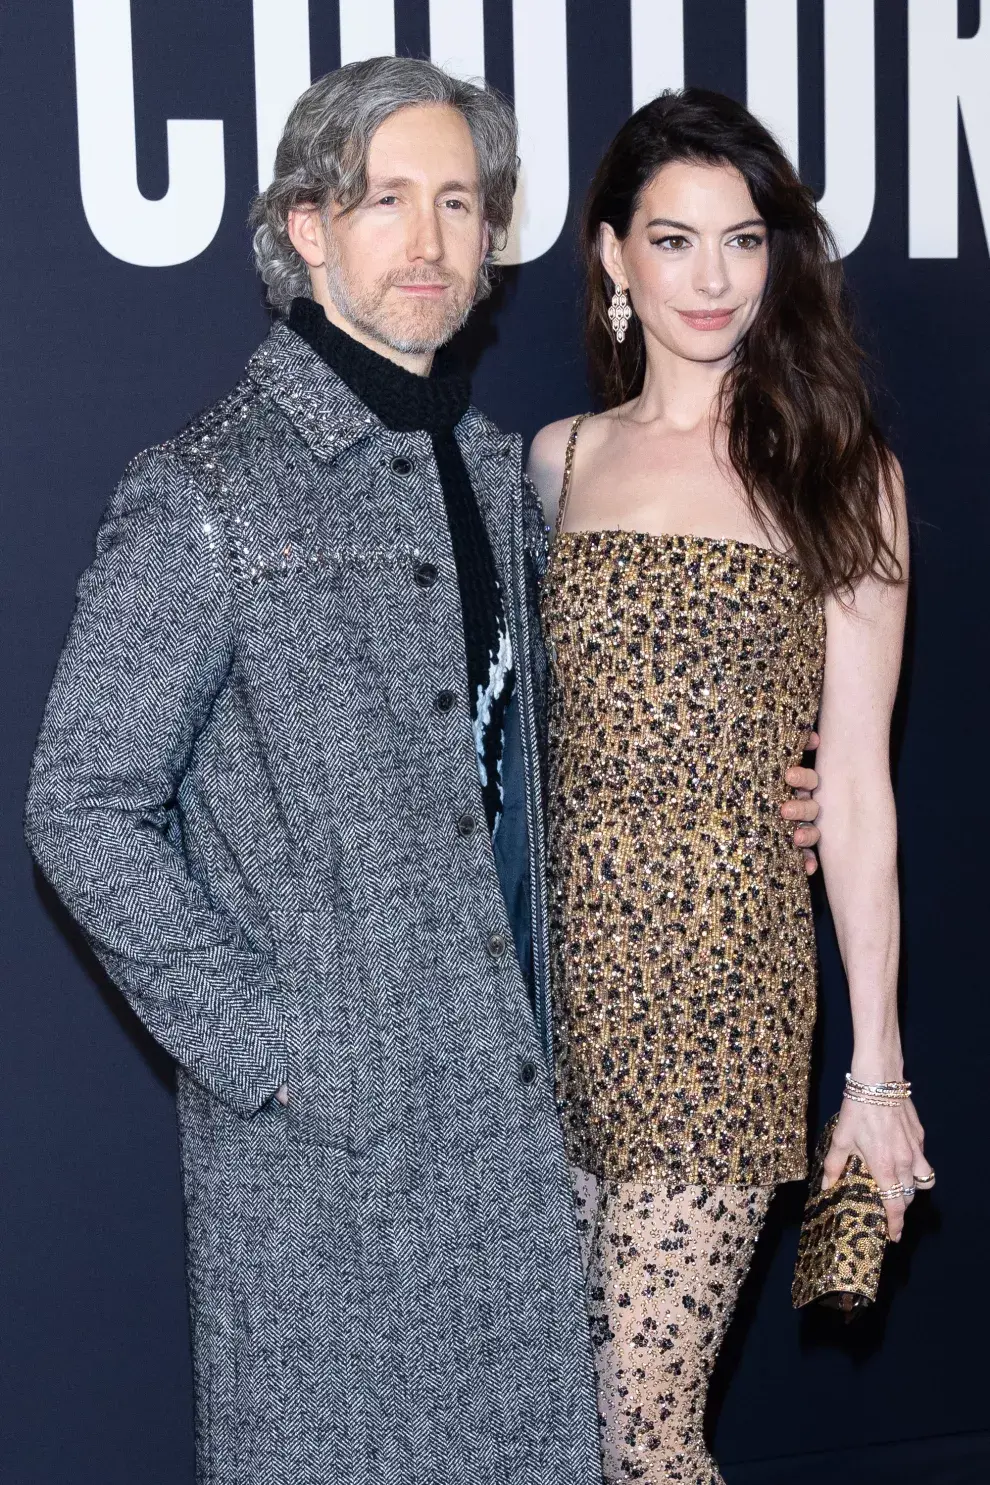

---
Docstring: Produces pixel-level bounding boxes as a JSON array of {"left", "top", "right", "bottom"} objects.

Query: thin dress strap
[{"left": 555, "top": 413, "right": 590, "bottom": 538}]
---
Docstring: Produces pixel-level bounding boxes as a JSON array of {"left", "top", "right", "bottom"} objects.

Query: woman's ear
[
  {"left": 599, "top": 222, "right": 626, "bottom": 292},
  {"left": 287, "top": 205, "right": 327, "bottom": 269}
]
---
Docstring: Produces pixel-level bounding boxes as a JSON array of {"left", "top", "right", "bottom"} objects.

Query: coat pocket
[{"left": 278, "top": 959, "right": 355, "bottom": 1149}]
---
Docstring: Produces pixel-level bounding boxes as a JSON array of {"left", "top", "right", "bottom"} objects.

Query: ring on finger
[
  {"left": 878, "top": 1184, "right": 908, "bottom": 1201},
  {"left": 915, "top": 1169, "right": 935, "bottom": 1187}
]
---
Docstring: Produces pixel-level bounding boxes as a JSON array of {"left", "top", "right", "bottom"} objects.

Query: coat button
[
  {"left": 456, "top": 813, "right": 477, "bottom": 837},
  {"left": 413, "top": 561, "right": 439, "bottom": 588},
  {"left": 390, "top": 455, "right": 413, "bottom": 475},
  {"left": 486, "top": 932, "right": 507, "bottom": 958},
  {"left": 434, "top": 689, "right": 457, "bottom": 713},
  {"left": 520, "top": 1061, "right": 537, "bottom": 1085},
  {"left": 412, "top": 558, "right": 439, "bottom": 588}
]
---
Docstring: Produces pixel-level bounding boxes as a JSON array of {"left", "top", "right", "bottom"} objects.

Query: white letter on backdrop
[
  {"left": 746, "top": 0, "right": 799, "bottom": 164},
  {"left": 429, "top": 0, "right": 485, "bottom": 80},
  {"left": 747, "top": 0, "right": 875, "bottom": 259},
  {"left": 73, "top": 0, "right": 225, "bottom": 267},
  {"left": 254, "top": 0, "right": 311, "bottom": 190},
  {"left": 817, "top": 0, "right": 875, "bottom": 258},
  {"left": 502, "top": 0, "right": 569, "bottom": 266},
  {"left": 909, "top": 0, "right": 990, "bottom": 258},
  {"left": 339, "top": 0, "right": 395, "bottom": 65},
  {"left": 630, "top": 0, "right": 684, "bottom": 110}
]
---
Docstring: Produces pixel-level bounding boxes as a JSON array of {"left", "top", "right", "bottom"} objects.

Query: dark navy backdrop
[{"left": 4, "top": 3, "right": 986, "bottom": 1481}]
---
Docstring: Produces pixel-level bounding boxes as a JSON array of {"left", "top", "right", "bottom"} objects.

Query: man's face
[{"left": 297, "top": 103, "right": 489, "bottom": 361}]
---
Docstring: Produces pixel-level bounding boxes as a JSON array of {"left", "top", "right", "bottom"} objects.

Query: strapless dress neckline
[{"left": 554, "top": 527, "right": 799, "bottom": 570}]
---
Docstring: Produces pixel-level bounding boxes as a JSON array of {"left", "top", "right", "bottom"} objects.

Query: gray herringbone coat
[{"left": 26, "top": 325, "right": 602, "bottom": 1485}]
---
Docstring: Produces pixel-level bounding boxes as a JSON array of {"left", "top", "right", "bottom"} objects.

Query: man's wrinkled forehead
[{"left": 363, "top": 104, "right": 482, "bottom": 197}]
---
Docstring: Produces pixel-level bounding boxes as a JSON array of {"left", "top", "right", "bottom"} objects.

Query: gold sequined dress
[{"left": 543, "top": 421, "right": 826, "bottom": 1189}]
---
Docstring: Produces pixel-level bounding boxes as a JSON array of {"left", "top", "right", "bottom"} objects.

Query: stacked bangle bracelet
[{"left": 843, "top": 1073, "right": 912, "bottom": 1107}]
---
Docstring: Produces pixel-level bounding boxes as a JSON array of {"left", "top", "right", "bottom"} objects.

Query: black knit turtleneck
[{"left": 288, "top": 297, "right": 515, "bottom": 836}]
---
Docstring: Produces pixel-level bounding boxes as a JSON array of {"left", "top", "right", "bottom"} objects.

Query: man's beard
[{"left": 324, "top": 254, "right": 477, "bottom": 356}]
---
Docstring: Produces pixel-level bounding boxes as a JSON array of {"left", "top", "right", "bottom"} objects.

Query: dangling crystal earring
[{"left": 608, "top": 285, "right": 632, "bottom": 343}]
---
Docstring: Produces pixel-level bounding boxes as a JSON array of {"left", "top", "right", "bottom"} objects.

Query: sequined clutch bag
[{"left": 791, "top": 1114, "right": 889, "bottom": 1315}]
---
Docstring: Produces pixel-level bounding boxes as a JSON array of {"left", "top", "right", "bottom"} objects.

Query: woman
[{"left": 527, "top": 90, "right": 933, "bottom": 1484}]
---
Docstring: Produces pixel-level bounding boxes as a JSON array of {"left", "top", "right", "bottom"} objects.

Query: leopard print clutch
[{"left": 792, "top": 1114, "right": 889, "bottom": 1313}]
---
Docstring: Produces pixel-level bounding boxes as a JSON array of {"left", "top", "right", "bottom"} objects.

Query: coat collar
[
  {"left": 248, "top": 321, "right": 380, "bottom": 462},
  {"left": 248, "top": 321, "right": 518, "bottom": 471},
  {"left": 457, "top": 405, "right": 522, "bottom": 466}
]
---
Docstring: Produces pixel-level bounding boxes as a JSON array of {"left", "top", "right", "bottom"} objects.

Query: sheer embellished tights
[{"left": 572, "top": 1169, "right": 772, "bottom": 1485}]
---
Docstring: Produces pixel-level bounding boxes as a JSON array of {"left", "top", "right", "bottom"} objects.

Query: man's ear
[
  {"left": 287, "top": 205, "right": 327, "bottom": 269},
  {"left": 599, "top": 221, "right": 626, "bottom": 292}
]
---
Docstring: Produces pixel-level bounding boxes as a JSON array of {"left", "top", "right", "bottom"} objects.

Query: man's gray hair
[{"left": 250, "top": 56, "right": 519, "bottom": 315}]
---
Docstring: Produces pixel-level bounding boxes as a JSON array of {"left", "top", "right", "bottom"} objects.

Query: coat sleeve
[{"left": 25, "top": 446, "right": 287, "bottom": 1117}]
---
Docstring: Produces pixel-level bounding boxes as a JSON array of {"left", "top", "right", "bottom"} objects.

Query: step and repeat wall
[{"left": 4, "top": 3, "right": 987, "bottom": 1480}]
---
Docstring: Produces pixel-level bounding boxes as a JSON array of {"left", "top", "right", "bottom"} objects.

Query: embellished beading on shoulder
[{"left": 173, "top": 378, "right": 260, "bottom": 454}]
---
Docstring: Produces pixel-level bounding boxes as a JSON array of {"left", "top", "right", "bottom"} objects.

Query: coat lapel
[{"left": 455, "top": 407, "right": 522, "bottom": 596}]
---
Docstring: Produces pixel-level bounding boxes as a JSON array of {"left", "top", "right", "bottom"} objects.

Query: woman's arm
[{"left": 815, "top": 462, "right": 928, "bottom": 1237}]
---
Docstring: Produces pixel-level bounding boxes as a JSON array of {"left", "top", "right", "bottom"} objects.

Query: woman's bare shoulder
[{"left": 527, "top": 416, "right": 581, "bottom": 483}]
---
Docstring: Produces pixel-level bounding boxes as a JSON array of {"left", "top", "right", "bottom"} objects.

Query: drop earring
[{"left": 608, "top": 285, "right": 632, "bottom": 343}]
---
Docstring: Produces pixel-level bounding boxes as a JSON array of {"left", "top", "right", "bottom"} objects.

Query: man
[{"left": 26, "top": 56, "right": 820, "bottom": 1485}]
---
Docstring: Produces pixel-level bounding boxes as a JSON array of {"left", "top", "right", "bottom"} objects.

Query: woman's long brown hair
[{"left": 583, "top": 88, "right": 901, "bottom": 597}]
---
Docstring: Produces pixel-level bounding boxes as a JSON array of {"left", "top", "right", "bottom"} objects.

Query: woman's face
[{"left": 602, "top": 159, "right": 769, "bottom": 367}]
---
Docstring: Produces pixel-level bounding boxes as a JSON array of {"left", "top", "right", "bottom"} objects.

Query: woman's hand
[
  {"left": 822, "top": 1096, "right": 931, "bottom": 1241},
  {"left": 781, "top": 730, "right": 820, "bottom": 875}
]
